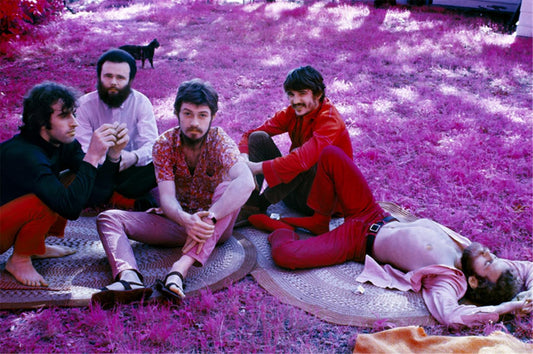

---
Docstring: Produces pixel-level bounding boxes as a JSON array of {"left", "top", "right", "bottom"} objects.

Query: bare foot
[
  {"left": 166, "top": 272, "right": 185, "bottom": 299},
  {"left": 5, "top": 254, "right": 48, "bottom": 287},
  {"left": 32, "top": 244, "right": 76, "bottom": 259},
  {"left": 104, "top": 270, "right": 144, "bottom": 291}
]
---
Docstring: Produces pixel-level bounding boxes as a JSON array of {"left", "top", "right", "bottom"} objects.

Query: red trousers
[
  {"left": 269, "top": 146, "right": 388, "bottom": 269},
  {"left": 0, "top": 194, "right": 67, "bottom": 256}
]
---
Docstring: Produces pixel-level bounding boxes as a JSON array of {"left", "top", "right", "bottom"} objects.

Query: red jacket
[{"left": 239, "top": 98, "right": 353, "bottom": 187}]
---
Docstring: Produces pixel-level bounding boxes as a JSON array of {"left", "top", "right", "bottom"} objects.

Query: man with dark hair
[
  {"left": 76, "top": 48, "right": 159, "bottom": 210},
  {"left": 0, "top": 81, "right": 128, "bottom": 287},
  {"left": 237, "top": 66, "right": 352, "bottom": 223},
  {"left": 92, "top": 79, "right": 254, "bottom": 307},
  {"left": 461, "top": 242, "right": 525, "bottom": 305},
  {"left": 261, "top": 146, "right": 532, "bottom": 327}
]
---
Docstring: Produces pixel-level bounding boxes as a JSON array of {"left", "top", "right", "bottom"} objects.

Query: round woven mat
[
  {"left": 243, "top": 201, "right": 438, "bottom": 327},
  {"left": 0, "top": 216, "right": 256, "bottom": 309}
]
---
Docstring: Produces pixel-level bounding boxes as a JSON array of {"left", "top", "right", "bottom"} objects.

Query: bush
[{"left": 0, "top": 0, "right": 64, "bottom": 36}]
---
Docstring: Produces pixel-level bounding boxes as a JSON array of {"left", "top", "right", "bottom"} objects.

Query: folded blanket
[{"left": 354, "top": 326, "right": 532, "bottom": 353}]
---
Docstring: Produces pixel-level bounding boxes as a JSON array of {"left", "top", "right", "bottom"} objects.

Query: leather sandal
[
  {"left": 155, "top": 271, "right": 185, "bottom": 302},
  {"left": 91, "top": 280, "right": 153, "bottom": 309}
]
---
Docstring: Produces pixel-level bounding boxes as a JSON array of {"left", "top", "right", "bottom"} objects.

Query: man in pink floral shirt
[{"left": 92, "top": 79, "right": 255, "bottom": 307}]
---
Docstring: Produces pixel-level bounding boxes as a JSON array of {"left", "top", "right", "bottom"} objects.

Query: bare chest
[{"left": 373, "top": 219, "right": 463, "bottom": 272}]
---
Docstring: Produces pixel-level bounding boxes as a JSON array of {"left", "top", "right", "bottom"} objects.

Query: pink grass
[{"left": 0, "top": 0, "right": 531, "bottom": 351}]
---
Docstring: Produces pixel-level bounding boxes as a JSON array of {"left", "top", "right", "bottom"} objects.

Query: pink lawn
[{"left": 0, "top": 0, "right": 531, "bottom": 351}]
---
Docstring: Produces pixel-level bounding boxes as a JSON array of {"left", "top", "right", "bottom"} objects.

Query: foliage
[
  {"left": 0, "top": 0, "right": 64, "bottom": 36},
  {"left": 0, "top": 0, "right": 531, "bottom": 351}
]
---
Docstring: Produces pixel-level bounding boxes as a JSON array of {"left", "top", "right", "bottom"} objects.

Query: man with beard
[
  {"left": 263, "top": 146, "right": 532, "bottom": 327},
  {"left": 91, "top": 79, "right": 254, "bottom": 307},
  {"left": 237, "top": 66, "right": 353, "bottom": 225},
  {"left": 1, "top": 82, "right": 128, "bottom": 287},
  {"left": 76, "top": 49, "right": 159, "bottom": 210}
]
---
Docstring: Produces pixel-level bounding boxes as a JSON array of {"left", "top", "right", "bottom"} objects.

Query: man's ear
[{"left": 468, "top": 276, "right": 478, "bottom": 289}]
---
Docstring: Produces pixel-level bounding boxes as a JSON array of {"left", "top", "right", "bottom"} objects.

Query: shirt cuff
[{"left": 107, "top": 155, "right": 122, "bottom": 164}]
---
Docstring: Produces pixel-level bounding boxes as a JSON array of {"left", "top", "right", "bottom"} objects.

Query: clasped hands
[
  {"left": 85, "top": 122, "right": 129, "bottom": 166},
  {"left": 182, "top": 211, "right": 216, "bottom": 255}
]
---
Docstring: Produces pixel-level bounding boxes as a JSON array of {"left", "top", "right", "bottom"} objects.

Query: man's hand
[
  {"left": 241, "top": 152, "right": 265, "bottom": 179},
  {"left": 119, "top": 150, "right": 138, "bottom": 172},
  {"left": 495, "top": 298, "right": 533, "bottom": 315},
  {"left": 513, "top": 289, "right": 532, "bottom": 302},
  {"left": 245, "top": 160, "right": 263, "bottom": 176},
  {"left": 83, "top": 123, "right": 120, "bottom": 167},
  {"left": 107, "top": 122, "right": 129, "bottom": 162},
  {"left": 181, "top": 211, "right": 215, "bottom": 255},
  {"left": 513, "top": 289, "right": 533, "bottom": 313}
]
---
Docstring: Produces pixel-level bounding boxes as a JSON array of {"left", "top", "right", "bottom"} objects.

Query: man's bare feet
[
  {"left": 5, "top": 253, "right": 48, "bottom": 287},
  {"left": 32, "top": 244, "right": 76, "bottom": 259},
  {"left": 165, "top": 272, "right": 185, "bottom": 299}
]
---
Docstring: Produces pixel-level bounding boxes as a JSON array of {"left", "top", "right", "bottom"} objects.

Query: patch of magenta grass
[
  {"left": 0, "top": 277, "right": 358, "bottom": 353},
  {"left": 0, "top": 0, "right": 531, "bottom": 351}
]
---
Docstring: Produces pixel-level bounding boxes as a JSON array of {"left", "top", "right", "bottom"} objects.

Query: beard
[
  {"left": 180, "top": 129, "right": 207, "bottom": 147},
  {"left": 179, "top": 121, "right": 212, "bottom": 148},
  {"left": 97, "top": 81, "right": 132, "bottom": 108}
]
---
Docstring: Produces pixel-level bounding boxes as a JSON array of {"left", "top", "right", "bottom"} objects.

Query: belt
[{"left": 365, "top": 215, "right": 398, "bottom": 255}]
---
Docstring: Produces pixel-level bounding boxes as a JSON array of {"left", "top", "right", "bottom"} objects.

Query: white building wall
[{"left": 516, "top": 0, "right": 532, "bottom": 37}]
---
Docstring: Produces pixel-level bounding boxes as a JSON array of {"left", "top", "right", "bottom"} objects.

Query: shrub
[{"left": 0, "top": 0, "right": 64, "bottom": 36}]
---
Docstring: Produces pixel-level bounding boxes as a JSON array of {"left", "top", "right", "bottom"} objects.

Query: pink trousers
[
  {"left": 0, "top": 194, "right": 67, "bottom": 256},
  {"left": 269, "top": 146, "right": 388, "bottom": 269},
  {"left": 96, "top": 182, "right": 239, "bottom": 279}
]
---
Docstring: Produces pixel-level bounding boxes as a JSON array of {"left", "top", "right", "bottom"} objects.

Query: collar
[
  {"left": 294, "top": 97, "right": 328, "bottom": 121},
  {"left": 21, "top": 132, "right": 61, "bottom": 156}
]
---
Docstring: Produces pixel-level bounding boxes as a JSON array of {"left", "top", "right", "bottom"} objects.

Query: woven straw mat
[
  {"left": 242, "top": 201, "right": 438, "bottom": 327},
  {"left": 0, "top": 216, "right": 256, "bottom": 309}
]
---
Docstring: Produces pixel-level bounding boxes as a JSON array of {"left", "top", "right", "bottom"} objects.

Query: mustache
[{"left": 186, "top": 127, "right": 203, "bottom": 133}]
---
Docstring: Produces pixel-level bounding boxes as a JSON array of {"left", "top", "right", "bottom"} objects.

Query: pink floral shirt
[{"left": 153, "top": 126, "right": 240, "bottom": 213}]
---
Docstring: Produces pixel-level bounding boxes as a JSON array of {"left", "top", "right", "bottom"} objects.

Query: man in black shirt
[{"left": 0, "top": 81, "right": 129, "bottom": 287}]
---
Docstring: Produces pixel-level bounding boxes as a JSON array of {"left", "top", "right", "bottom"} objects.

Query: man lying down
[{"left": 248, "top": 146, "right": 533, "bottom": 327}]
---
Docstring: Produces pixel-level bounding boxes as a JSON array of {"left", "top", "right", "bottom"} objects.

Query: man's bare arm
[
  {"left": 208, "top": 161, "right": 255, "bottom": 220},
  {"left": 494, "top": 298, "right": 532, "bottom": 315},
  {"left": 158, "top": 180, "right": 214, "bottom": 243},
  {"left": 241, "top": 153, "right": 264, "bottom": 176}
]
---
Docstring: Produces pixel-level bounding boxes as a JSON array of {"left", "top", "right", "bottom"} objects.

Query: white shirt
[{"left": 76, "top": 89, "right": 158, "bottom": 166}]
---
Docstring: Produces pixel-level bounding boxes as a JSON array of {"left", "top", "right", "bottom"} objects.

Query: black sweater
[{"left": 0, "top": 133, "right": 118, "bottom": 219}]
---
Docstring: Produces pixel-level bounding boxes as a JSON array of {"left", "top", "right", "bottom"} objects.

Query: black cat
[{"left": 119, "top": 39, "right": 160, "bottom": 69}]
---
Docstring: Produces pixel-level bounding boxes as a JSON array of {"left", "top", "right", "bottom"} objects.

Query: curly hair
[
  {"left": 173, "top": 78, "right": 218, "bottom": 116},
  {"left": 461, "top": 243, "right": 522, "bottom": 305},
  {"left": 283, "top": 65, "right": 326, "bottom": 102},
  {"left": 20, "top": 81, "right": 78, "bottom": 138}
]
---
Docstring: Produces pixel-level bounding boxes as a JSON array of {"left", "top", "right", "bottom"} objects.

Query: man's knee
[
  {"left": 271, "top": 245, "right": 298, "bottom": 270},
  {"left": 320, "top": 145, "right": 345, "bottom": 160},
  {"left": 268, "top": 229, "right": 299, "bottom": 269},
  {"left": 249, "top": 130, "right": 270, "bottom": 144},
  {"left": 96, "top": 209, "right": 124, "bottom": 229},
  {"left": 16, "top": 194, "right": 56, "bottom": 220}
]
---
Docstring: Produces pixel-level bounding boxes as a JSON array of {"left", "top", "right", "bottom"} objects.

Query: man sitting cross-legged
[
  {"left": 0, "top": 82, "right": 128, "bottom": 287},
  {"left": 237, "top": 66, "right": 353, "bottom": 222},
  {"left": 92, "top": 79, "right": 255, "bottom": 307},
  {"left": 258, "top": 146, "right": 532, "bottom": 327},
  {"left": 76, "top": 49, "right": 160, "bottom": 210}
]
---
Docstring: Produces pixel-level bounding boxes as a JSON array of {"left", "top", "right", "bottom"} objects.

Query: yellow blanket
[{"left": 354, "top": 326, "right": 532, "bottom": 353}]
